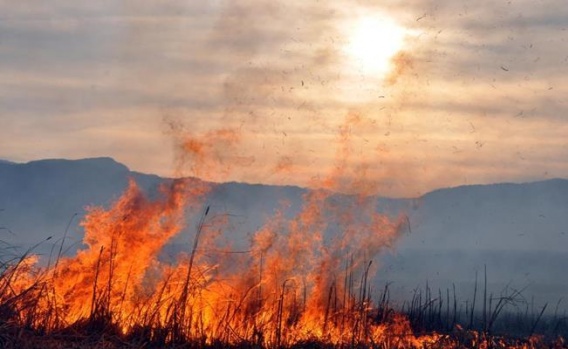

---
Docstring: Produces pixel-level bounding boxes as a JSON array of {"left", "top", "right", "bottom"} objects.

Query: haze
[{"left": 1, "top": 1, "right": 568, "bottom": 197}]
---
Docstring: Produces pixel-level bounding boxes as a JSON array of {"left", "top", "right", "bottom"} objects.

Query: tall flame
[{"left": 0, "top": 118, "right": 557, "bottom": 348}]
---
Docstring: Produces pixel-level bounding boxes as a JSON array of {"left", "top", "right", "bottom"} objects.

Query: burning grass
[{"left": 0, "top": 178, "right": 566, "bottom": 348}]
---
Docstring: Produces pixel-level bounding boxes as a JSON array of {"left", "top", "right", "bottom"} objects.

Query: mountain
[
  {"left": 381, "top": 180, "right": 568, "bottom": 305},
  {"left": 0, "top": 157, "right": 161, "bottom": 246},
  {"left": 405, "top": 180, "right": 568, "bottom": 251},
  {"left": 0, "top": 158, "right": 566, "bottom": 307}
]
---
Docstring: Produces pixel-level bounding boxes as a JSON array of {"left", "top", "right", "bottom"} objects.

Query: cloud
[{"left": 1, "top": 0, "right": 568, "bottom": 196}]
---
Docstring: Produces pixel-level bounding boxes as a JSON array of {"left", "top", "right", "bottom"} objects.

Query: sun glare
[{"left": 345, "top": 14, "right": 407, "bottom": 78}]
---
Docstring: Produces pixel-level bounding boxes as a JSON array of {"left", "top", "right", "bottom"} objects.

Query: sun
[{"left": 344, "top": 14, "right": 407, "bottom": 78}]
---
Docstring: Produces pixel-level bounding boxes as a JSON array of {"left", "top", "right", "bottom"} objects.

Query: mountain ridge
[
  {"left": 4, "top": 156, "right": 566, "bottom": 199},
  {"left": 1, "top": 157, "right": 567, "bottom": 306}
]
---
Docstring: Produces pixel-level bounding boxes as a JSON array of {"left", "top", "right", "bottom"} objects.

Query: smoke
[{"left": 386, "top": 51, "right": 415, "bottom": 86}]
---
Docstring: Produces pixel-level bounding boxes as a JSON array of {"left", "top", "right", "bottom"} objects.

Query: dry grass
[{"left": 0, "top": 244, "right": 565, "bottom": 348}]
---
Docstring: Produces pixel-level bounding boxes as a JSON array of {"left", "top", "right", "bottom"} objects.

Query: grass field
[{"left": 1, "top": 179, "right": 566, "bottom": 348}]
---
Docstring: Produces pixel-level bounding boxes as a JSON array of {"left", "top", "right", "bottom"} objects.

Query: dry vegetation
[{"left": 0, "top": 179, "right": 566, "bottom": 348}]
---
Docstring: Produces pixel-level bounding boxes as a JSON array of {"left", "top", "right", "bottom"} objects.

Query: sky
[{"left": 1, "top": 0, "right": 568, "bottom": 197}]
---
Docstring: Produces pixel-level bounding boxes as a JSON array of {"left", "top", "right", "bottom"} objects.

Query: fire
[
  {"left": 47, "top": 179, "right": 194, "bottom": 325},
  {"left": 0, "top": 119, "right": 562, "bottom": 348}
]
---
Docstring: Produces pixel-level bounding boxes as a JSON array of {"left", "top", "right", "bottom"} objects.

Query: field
[{"left": 0, "top": 179, "right": 566, "bottom": 348}]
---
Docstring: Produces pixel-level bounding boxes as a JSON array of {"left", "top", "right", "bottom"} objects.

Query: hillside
[{"left": 0, "top": 158, "right": 566, "bottom": 306}]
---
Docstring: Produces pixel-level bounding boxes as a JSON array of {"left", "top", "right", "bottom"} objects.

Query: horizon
[{"left": 2, "top": 155, "right": 568, "bottom": 200}]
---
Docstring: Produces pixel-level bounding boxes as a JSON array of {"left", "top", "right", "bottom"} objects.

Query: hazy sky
[{"left": 1, "top": 0, "right": 567, "bottom": 197}]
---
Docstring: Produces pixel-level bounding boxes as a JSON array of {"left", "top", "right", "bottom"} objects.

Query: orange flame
[{"left": 0, "top": 118, "right": 557, "bottom": 348}]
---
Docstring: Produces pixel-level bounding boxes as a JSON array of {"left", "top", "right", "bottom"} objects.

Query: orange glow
[{"left": 0, "top": 119, "right": 559, "bottom": 348}]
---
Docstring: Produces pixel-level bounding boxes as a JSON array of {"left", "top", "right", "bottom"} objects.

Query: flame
[{"left": 0, "top": 118, "right": 559, "bottom": 348}]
